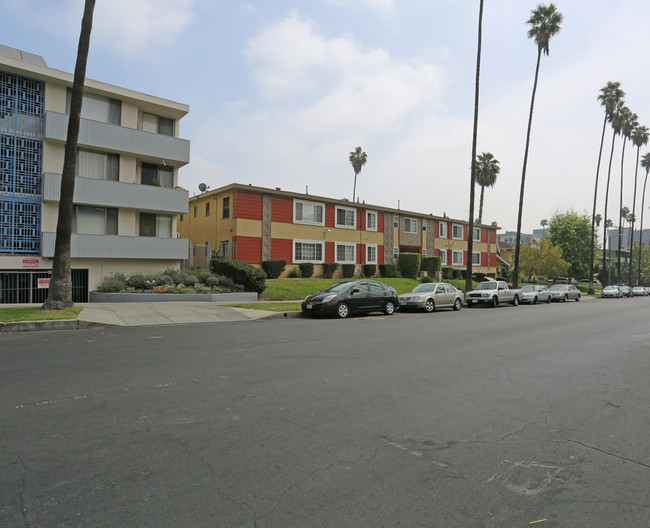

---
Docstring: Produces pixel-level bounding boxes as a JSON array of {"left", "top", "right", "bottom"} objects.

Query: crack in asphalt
[
  {"left": 17, "top": 455, "right": 30, "bottom": 528},
  {"left": 565, "top": 438, "right": 650, "bottom": 469}
]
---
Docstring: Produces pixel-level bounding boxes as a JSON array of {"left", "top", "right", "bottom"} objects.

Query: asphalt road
[{"left": 2, "top": 298, "right": 649, "bottom": 527}]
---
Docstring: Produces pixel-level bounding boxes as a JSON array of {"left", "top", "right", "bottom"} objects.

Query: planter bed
[{"left": 90, "top": 292, "right": 258, "bottom": 303}]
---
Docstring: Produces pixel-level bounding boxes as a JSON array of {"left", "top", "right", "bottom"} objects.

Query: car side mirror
[{"left": 351, "top": 288, "right": 359, "bottom": 294}]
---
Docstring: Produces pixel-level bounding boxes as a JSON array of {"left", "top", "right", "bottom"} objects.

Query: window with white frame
[
  {"left": 141, "top": 162, "right": 174, "bottom": 188},
  {"left": 142, "top": 112, "right": 174, "bottom": 136},
  {"left": 139, "top": 213, "right": 172, "bottom": 238},
  {"left": 77, "top": 149, "right": 119, "bottom": 181},
  {"left": 439, "top": 248, "right": 447, "bottom": 265},
  {"left": 472, "top": 251, "right": 481, "bottom": 265},
  {"left": 294, "top": 199, "right": 325, "bottom": 226},
  {"left": 68, "top": 90, "right": 121, "bottom": 125},
  {"left": 336, "top": 206, "right": 356, "bottom": 228},
  {"left": 473, "top": 227, "right": 481, "bottom": 241},
  {"left": 73, "top": 206, "right": 118, "bottom": 235},
  {"left": 422, "top": 220, "right": 427, "bottom": 231},
  {"left": 452, "top": 249, "right": 464, "bottom": 266},
  {"left": 422, "top": 249, "right": 427, "bottom": 256},
  {"left": 452, "top": 223, "right": 464, "bottom": 240},
  {"left": 404, "top": 217, "right": 418, "bottom": 234},
  {"left": 439, "top": 221, "right": 447, "bottom": 238},
  {"left": 335, "top": 242, "right": 356, "bottom": 264},
  {"left": 366, "top": 211, "right": 377, "bottom": 231},
  {"left": 393, "top": 215, "right": 399, "bottom": 228},
  {"left": 293, "top": 240, "right": 324, "bottom": 263},
  {"left": 366, "top": 244, "right": 378, "bottom": 264},
  {"left": 393, "top": 247, "right": 399, "bottom": 259}
]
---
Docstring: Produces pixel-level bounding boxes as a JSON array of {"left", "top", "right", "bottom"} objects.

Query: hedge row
[{"left": 210, "top": 258, "right": 267, "bottom": 293}]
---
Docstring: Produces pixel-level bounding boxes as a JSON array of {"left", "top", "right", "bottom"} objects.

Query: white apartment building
[{"left": 0, "top": 45, "right": 190, "bottom": 303}]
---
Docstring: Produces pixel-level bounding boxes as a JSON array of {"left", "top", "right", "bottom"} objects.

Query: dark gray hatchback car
[{"left": 302, "top": 279, "right": 399, "bottom": 319}]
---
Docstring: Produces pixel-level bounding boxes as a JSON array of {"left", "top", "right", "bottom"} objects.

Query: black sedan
[{"left": 301, "top": 279, "right": 399, "bottom": 319}]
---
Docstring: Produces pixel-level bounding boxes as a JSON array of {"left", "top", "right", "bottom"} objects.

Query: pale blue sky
[{"left": 4, "top": 0, "right": 650, "bottom": 234}]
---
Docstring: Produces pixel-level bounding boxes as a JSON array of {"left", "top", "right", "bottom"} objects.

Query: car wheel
[
  {"left": 424, "top": 298, "right": 435, "bottom": 313},
  {"left": 533, "top": 296, "right": 538, "bottom": 305},
  {"left": 384, "top": 300, "right": 396, "bottom": 315},
  {"left": 491, "top": 296, "right": 499, "bottom": 308},
  {"left": 546, "top": 295, "right": 551, "bottom": 304},
  {"left": 576, "top": 294, "right": 581, "bottom": 302},
  {"left": 512, "top": 295, "right": 519, "bottom": 307},
  {"left": 336, "top": 303, "right": 350, "bottom": 319},
  {"left": 563, "top": 295, "right": 568, "bottom": 303},
  {"left": 453, "top": 298, "right": 462, "bottom": 311}
]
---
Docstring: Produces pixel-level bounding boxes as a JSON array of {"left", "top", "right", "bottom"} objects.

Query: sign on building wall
[
  {"left": 22, "top": 258, "right": 40, "bottom": 268},
  {"left": 37, "top": 278, "right": 50, "bottom": 289}
]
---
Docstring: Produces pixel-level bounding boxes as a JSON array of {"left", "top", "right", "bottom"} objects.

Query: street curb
[
  {"left": 0, "top": 319, "right": 107, "bottom": 333},
  {"left": 267, "top": 311, "right": 304, "bottom": 320}
]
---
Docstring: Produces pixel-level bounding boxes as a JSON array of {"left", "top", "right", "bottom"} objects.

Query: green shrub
[
  {"left": 96, "top": 273, "right": 127, "bottom": 292},
  {"left": 322, "top": 262, "right": 338, "bottom": 279},
  {"left": 398, "top": 252, "right": 421, "bottom": 279},
  {"left": 183, "top": 274, "right": 198, "bottom": 287},
  {"left": 156, "top": 274, "right": 174, "bottom": 286},
  {"left": 262, "top": 260, "right": 287, "bottom": 279},
  {"left": 363, "top": 264, "right": 376, "bottom": 277},
  {"left": 442, "top": 267, "right": 454, "bottom": 279},
  {"left": 299, "top": 262, "right": 314, "bottom": 278},
  {"left": 210, "top": 258, "right": 267, "bottom": 293},
  {"left": 205, "top": 276, "right": 220, "bottom": 288},
  {"left": 420, "top": 275, "right": 435, "bottom": 283},
  {"left": 194, "top": 270, "right": 213, "bottom": 284},
  {"left": 421, "top": 256, "right": 440, "bottom": 274},
  {"left": 126, "top": 273, "right": 149, "bottom": 290},
  {"left": 163, "top": 268, "right": 185, "bottom": 285},
  {"left": 379, "top": 264, "right": 400, "bottom": 278},
  {"left": 288, "top": 267, "right": 302, "bottom": 278},
  {"left": 342, "top": 264, "right": 356, "bottom": 278}
]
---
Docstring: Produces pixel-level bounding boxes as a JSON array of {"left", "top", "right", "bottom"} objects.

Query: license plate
[{"left": 306, "top": 303, "right": 312, "bottom": 309}]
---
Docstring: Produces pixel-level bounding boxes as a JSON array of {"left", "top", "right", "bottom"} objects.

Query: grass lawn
[
  {"left": 260, "top": 278, "right": 421, "bottom": 300},
  {"left": 227, "top": 302, "right": 302, "bottom": 312},
  {"left": 0, "top": 306, "right": 83, "bottom": 323}
]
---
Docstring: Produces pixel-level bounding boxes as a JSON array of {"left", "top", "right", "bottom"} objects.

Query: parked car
[
  {"left": 619, "top": 285, "right": 632, "bottom": 297},
  {"left": 549, "top": 284, "right": 581, "bottom": 302},
  {"left": 399, "top": 282, "right": 463, "bottom": 312},
  {"left": 301, "top": 279, "right": 399, "bottom": 319},
  {"left": 520, "top": 284, "right": 552, "bottom": 304},
  {"left": 578, "top": 278, "right": 602, "bottom": 287},
  {"left": 632, "top": 286, "right": 647, "bottom": 296},
  {"left": 554, "top": 277, "right": 577, "bottom": 284},
  {"left": 465, "top": 280, "right": 521, "bottom": 307},
  {"left": 602, "top": 285, "right": 623, "bottom": 298}
]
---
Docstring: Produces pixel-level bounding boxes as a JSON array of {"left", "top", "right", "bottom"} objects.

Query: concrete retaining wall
[{"left": 89, "top": 292, "right": 258, "bottom": 303}]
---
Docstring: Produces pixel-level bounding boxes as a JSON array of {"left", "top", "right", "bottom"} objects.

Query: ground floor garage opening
[{"left": 0, "top": 269, "right": 88, "bottom": 304}]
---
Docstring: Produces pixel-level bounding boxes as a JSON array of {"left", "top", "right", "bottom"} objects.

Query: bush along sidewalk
[{"left": 210, "top": 258, "right": 267, "bottom": 293}]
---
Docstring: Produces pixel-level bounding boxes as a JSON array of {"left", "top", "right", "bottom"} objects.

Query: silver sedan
[
  {"left": 520, "top": 284, "right": 552, "bottom": 304},
  {"left": 399, "top": 282, "right": 463, "bottom": 312},
  {"left": 549, "top": 284, "right": 581, "bottom": 302}
]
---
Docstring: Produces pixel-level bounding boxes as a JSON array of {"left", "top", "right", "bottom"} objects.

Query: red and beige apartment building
[{"left": 178, "top": 184, "right": 498, "bottom": 278}]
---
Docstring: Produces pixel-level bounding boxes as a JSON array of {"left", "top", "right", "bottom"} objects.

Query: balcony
[
  {"left": 44, "top": 111, "right": 190, "bottom": 165},
  {"left": 41, "top": 232, "right": 188, "bottom": 260},
  {"left": 42, "top": 173, "right": 188, "bottom": 214}
]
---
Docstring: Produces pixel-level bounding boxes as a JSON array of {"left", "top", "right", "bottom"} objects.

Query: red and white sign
[
  {"left": 22, "top": 258, "right": 40, "bottom": 268},
  {"left": 37, "top": 278, "right": 51, "bottom": 289}
]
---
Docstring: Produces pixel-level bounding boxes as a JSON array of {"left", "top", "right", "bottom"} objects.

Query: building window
[
  {"left": 217, "top": 240, "right": 229, "bottom": 258},
  {"left": 452, "top": 224, "right": 464, "bottom": 240},
  {"left": 68, "top": 90, "right": 121, "bottom": 125},
  {"left": 139, "top": 213, "right": 172, "bottom": 238},
  {"left": 404, "top": 217, "right": 418, "bottom": 234},
  {"left": 335, "top": 242, "right": 356, "bottom": 264},
  {"left": 473, "top": 227, "right": 481, "bottom": 242},
  {"left": 142, "top": 112, "right": 174, "bottom": 136},
  {"left": 336, "top": 206, "right": 356, "bottom": 229},
  {"left": 77, "top": 149, "right": 119, "bottom": 181},
  {"left": 223, "top": 197, "right": 230, "bottom": 219},
  {"left": 422, "top": 249, "right": 427, "bottom": 257},
  {"left": 366, "top": 244, "right": 378, "bottom": 264},
  {"left": 293, "top": 240, "right": 324, "bottom": 263},
  {"left": 180, "top": 214, "right": 184, "bottom": 222},
  {"left": 439, "top": 249, "right": 447, "bottom": 265},
  {"left": 393, "top": 247, "right": 399, "bottom": 259},
  {"left": 452, "top": 249, "right": 464, "bottom": 266},
  {"left": 439, "top": 222, "right": 447, "bottom": 238},
  {"left": 294, "top": 199, "right": 324, "bottom": 226},
  {"left": 366, "top": 211, "right": 377, "bottom": 231},
  {"left": 472, "top": 251, "right": 481, "bottom": 265},
  {"left": 422, "top": 220, "right": 427, "bottom": 231},
  {"left": 193, "top": 206, "right": 197, "bottom": 218},
  {"left": 393, "top": 215, "right": 399, "bottom": 228},
  {"left": 72, "top": 206, "right": 117, "bottom": 235},
  {"left": 205, "top": 202, "right": 210, "bottom": 216},
  {"left": 141, "top": 163, "right": 173, "bottom": 188}
]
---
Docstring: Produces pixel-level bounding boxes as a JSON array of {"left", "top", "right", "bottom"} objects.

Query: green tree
[
  {"left": 519, "top": 238, "right": 568, "bottom": 281},
  {"left": 589, "top": 81, "right": 625, "bottom": 293},
  {"left": 349, "top": 146, "right": 367, "bottom": 203},
  {"left": 637, "top": 152, "right": 650, "bottom": 284},
  {"left": 628, "top": 125, "right": 649, "bottom": 286},
  {"left": 616, "top": 108, "right": 638, "bottom": 281},
  {"left": 43, "top": 0, "right": 96, "bottom": 310},
  {"left": 513, "top": 3, "right": 563, "bottom": 289},
  {"left": 474, "top": 152, "right": 500, "bottom": 223},
  {"left": 548, "top": 211, "right": 593, "bottom": 279},
  {"left": 465, "top": 0, "right": 484, "bottom": 293}
]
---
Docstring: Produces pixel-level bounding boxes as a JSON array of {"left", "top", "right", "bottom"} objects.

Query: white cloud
[{"left": 321, "top": 0, "right": 396, "bottom": 16}]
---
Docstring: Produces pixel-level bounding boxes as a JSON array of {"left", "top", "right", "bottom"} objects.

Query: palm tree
[
  {"left": 349, "top": 146, "right": 367, "bottom": 203},
  {"left": 474, "top": 152, "right": 499, "bottom": 223},
  {"left": 465, "top": 0, "right": 485, "bottom": 293},
  {"left": 595, "top": 213, "right": 602, "bottom": 228},
  {"left": 513, "top": 3, "right": 563, "bottom": 288},
  {"left": 43, "top": 0, "right": 96, "bottom": 310},
  {"left": 616, "top": 109, "right": 639, "bottom": 281},
  {"left": 628, "top": 125, "right": 649, "bottom": 286},
  {"left": 589, "top": 81, "right": 625, "bottom": 294},
  {"left": 540, "top": 218, "right": 548, "bottom": 238},
  {"left": 638, "top": 152, "right": 650, "bottom": 284}
]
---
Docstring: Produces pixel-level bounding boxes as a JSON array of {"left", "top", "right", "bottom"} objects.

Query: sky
[{"left": 4, "top": 0, "right": 650, "bottom": 235}]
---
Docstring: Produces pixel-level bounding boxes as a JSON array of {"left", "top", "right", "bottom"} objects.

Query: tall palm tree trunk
[
  {"left": 478, "top": 185, "right": 486, "bottom": 224},
  {"left": 602, "top": 132, "right": 617, "bottom": 284},
  {"left": 43, "top": 0, "right": 96, "bottom": 310},
  {"left": 629, "top": 147, "right": 641, "bottom": 286},
  {"left": 513, "top": 48, "right": 542, "bottom": 289},
  {"left": 352, "top": 172, "right": 358, "bottom": 202},
  {"left": 589, "top": 113, "right": 608, "bottom": 294},
  {"left": 638, "top": 171, "right": 649, "bottom": 285},
  {"left": 617, "top": 139, "right": 628, "bottom": 282},
  {"left": 465, "top": 0, "right": 484, "bottom": 293}
]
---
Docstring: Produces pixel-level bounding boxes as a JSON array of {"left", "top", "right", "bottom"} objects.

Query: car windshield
[
  {"left": 603, "top": 286, "right": 618, "bottom": 290},
  {"left": 549, "top": 285, "right": 566, "bottom": 291},
  {"left": 322, "top": 281, "right": 355, "bottom": 293},
  {"left": 521, "top": 285, "right": 535, "bottom": 292},
  {"left": 476, "top": 282, "right": 497, "bottom": 290},
  {"left": 412, "top": 283, "right": 436, "bottom": 293}
]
